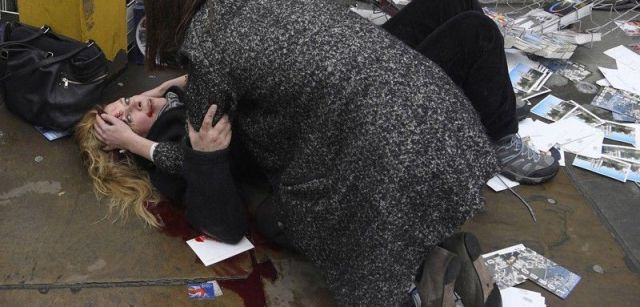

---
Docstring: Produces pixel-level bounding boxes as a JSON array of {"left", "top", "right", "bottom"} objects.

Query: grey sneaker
[{"left": 495, "top": 134, "right": 559, "bottom": 184}]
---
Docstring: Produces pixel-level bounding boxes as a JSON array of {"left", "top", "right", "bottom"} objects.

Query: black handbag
[{"left": 0, "top": 22, "right": 109, "bottom": 131}]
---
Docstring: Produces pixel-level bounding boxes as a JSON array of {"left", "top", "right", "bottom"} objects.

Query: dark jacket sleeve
[
  {"left": 138, "top": 107, "right": 188, "bottom": 202},
  {"left": 181, "top": 138, "right": 247, "bottom": 244}
]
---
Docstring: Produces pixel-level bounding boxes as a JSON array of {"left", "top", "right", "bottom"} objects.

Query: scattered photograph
[
  {"left": 600, "top": 122, "right": 638, "bottom": 146},
  {"left": 34, "top": 126, "right": 73, "bottom": 141},
  {"left": 513, "top": 9, "right": 560, "bottom": 33},
  {"left": 540, "top": 58, "right": 591, "bottom": 82},
  {"left": 602, "top": 144, "right": 640, "bottom": 164},
  {"left": 543, "top": 0, "right": 591, "bottom": 17},
  {"left": 591, "top": 87, "right": 640, "bottom": 121},
  {"left": 484, "top": 244, "right": 582, "bottom": 298},
  {"left": 573, "top": 154, "right": 631, "bottom": 182},
  {"left": 560, "top": 61, "right": 591, "bottom": 82},
  {"left": 508, "top": 247, "right": 582, "bottom": 299},
  {"left": 515, "top": 86, "right": 551, "bottom": 101},
  {"left": 482, "top": 7, "right": 514, "bottom": 28},
  {"left": 562, "top": 105, "right": 604, "bottom": 127},
  {"left": 615, "top": 20, "right": 640, "bottom": 37},
  {"left": 510, "top": 63, "right": 549, "bottom": 93},
  {"left": 613, "top": 112, "right": 638, "bottom": 123},
  {"left": 484, "top": 251, "right": 529, "bottom": 290},
  {"left": 531, "top": 95, "right": 579, "bottom": 121},
  {"left": 612, "top": 99, "right": 640, "bottom": 122},
  {"left": 592, "top": 87, "right": 624, "bottom": 112},
  {"left": 626, "top": 161, "right": 640, "bottom": 183}
]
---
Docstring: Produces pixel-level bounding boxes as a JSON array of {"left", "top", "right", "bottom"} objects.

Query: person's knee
[
  {"left": 458, "top": 11, "right": 500, "bottom": 33},
  {"left": 454, "top": 11, "right": 503, "bottom": 48}
]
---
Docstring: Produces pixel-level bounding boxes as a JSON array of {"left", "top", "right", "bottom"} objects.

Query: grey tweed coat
[{"left": 154, "top": 0, "right": 499, "bottom": 305}]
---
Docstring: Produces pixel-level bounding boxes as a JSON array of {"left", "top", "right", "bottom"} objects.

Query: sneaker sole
[
  {"left": 443, "top": 233, "right": 502, "bottom": 307},
  {"left": 500, "top": 169, "right": 557, "bottom": 185}
]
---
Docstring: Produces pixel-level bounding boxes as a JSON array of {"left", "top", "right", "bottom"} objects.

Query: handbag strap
[
  {"left": 0, "top": 40, "right": 97, "bottom": 82},
  {"left": 0, "top": 25, "right": 50, "bottom": 47}
]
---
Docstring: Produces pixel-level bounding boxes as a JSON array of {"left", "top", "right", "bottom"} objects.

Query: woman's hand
[
  {"left": 94, "top": 113, "right": 138, "bottom": 151},
  {"left": 188, "top": 104, "right": 232, "bottom": 152}
]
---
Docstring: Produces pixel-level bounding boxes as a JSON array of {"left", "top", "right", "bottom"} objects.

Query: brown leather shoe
[
  {"left": 440, "top": 232, "right": 502, "bottom": 307},
  {"left": 416, "top": 246, "right": 461, "bottom": 307}
]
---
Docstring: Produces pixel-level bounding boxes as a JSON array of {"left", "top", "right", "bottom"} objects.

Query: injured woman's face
[{"left": 104, "top": 95, "right": 168, "bottom": 136}]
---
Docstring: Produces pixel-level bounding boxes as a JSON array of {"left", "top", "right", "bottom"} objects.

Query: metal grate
[{"left": 0, "top": 0, "right": 18, "bottom": 17}]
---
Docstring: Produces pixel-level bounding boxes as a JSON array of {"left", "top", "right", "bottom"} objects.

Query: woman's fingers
[
  {"left": 187, "top": 120, "right": 198, "bottom": 142},
  {"left": 92, "top": 113, "right": 134, "bottom": 151},
  {"left": 188, "top": 113, "right": 232, "bottom": 152},
  {"left": 201, "top": 104, "right": 218, "bottom": 129},
  {"left": 100, "top": 113, "right": 118, "bottom": 125},
  {"left": 211, "top": 115, "right": 230, "bottom": 135}
]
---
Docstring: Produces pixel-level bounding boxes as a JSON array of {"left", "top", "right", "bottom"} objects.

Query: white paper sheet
[
  {"left": 604, "top": 45, "right": 640, "bottom": 72},
  {"left": 558, "top": 148, "right": 566, "bottom": 166},
  {"left": 500, "top": 287, "right": 547, "bottom": 307},
  {"left": 487, "top": 175, "right": 520, "bottom": 192},
  {"left": 187, "top": 236, "right": 255, "bottom": 266},
  {"left": 596, "top": 78, "right": 611, "bottom": 87},
  {"left": 561, "top": 130, "right": 604, "bottom": 158},
  {"left": 598, "top": 67, "right": 640, "bottom": 96}
]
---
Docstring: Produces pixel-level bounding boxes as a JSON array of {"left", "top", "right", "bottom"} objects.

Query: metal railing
[{"left": 0, "top": 0, "right": 18, "bottom": 19}]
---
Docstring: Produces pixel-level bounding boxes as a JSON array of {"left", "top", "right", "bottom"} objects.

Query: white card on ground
[
  {"left": 604, "top": 45, "right": 640, "bottom": 72},
  {"left": 500, "top": 287, "right": 547, "bottom": 307},
  {"left": 596, "top": 78, "right": 611, "bottom": 87},
  {"left": 519, "top": 119, "right": 562, "bottom": 152},
  {"left": 599, "top": 66, "right": 640, "bottom": 96},
  {"left": 561, "top": 129, "right": 604, "bottom": 158},
  {"left": 487, "top": 175, "right": 520, "bottom": 192},
  {"left": 552, "top": 117, "right": 599, "bottom": 146},
  {"left": 187, "top": 236, "right": 255, "bottom": 266}
]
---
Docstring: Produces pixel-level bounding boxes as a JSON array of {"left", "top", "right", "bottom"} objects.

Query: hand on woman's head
[
  {"left": 188, "top": 104, "right": 232, "bottom": 152},
  {"left": 93, "top": 112, "right": 138, "bottom": 151},
  {"left": 103, "top": 95, "right": 167, "bottom": 136}
]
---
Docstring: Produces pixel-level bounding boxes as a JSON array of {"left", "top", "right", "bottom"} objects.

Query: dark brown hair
[{"left": 144, "top": 0, "right": 205, "bottom": 70}]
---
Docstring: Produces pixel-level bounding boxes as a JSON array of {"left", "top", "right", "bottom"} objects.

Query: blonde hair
[{"left": 75, "top": 109, "right": 162, "bottom": 227}]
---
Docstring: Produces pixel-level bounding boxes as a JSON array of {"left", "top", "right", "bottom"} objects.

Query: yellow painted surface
[{"left": 17, "top": 0, "right": 126, "bottom": 60}]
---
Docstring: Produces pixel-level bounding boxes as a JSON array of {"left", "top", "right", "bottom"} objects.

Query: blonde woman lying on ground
[{"left": 75, "top": 75, "right": 247, "bottom": 243}]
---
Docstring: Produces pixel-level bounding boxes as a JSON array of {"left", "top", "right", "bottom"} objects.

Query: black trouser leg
[
  {"left": 382, "top": 0, "right": 481, "bottom": 48},
  {"left": 382, "top": 1, "right": 517, "bottom": 140},
  {"left": 414, "top": 12, "right": 517, "bottom": 140}
]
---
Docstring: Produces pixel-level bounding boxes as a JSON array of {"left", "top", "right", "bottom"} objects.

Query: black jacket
[{"left": 135, "top": 89, "right": 247, "bottom": 243}]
